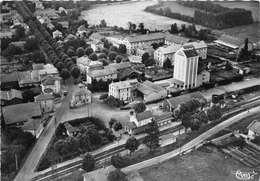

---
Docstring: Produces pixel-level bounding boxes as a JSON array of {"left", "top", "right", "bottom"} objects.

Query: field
[
  {"left": 220, "top": 23, "right": 260, "bottom": 38},
  {"left": 79, "top": 1, "right": 205, "bottom": 31},
  {"left": 139, "top": 146, "right": 259, "bottom": 181}
]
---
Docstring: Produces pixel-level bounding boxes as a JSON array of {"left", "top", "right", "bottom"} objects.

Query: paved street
[
  {"left": 122, "top": 105, "right": 260, "bottom": 173},
  {"left": 14, "top": 78, "right": 78, "bottom": 181}
]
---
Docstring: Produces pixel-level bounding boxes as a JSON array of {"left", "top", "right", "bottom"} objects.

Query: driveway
[
  {"left": 122, "top": 106, "right": 260, "bottom": 173},
  {"left": 14, "top": 78, "right": 78, "bottom": 181}
]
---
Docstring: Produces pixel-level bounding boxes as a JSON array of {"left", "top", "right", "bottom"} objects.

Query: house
[
  {"left": 131, "top": 63, "right": 145, "bottom": 72},
  {"left": 109, "top": 79, "right": 138, "bottom": 101},
  {"left": 35, "top": 9, "right": 60, "bottom": 19},
  {"left": 77, "top": 25, "right": 88, "bottom": 37},
  {"left": 59, "top": 21, "right": 69, "bottom": 29},
  {"left": 38, "top": 15, "right": 50, "bottom": 24},
  {"left": 128, "top": 55, "right": 142, "bottom": 63},
  {"left": 1, "top": 73, "right": 19, "bottom": 90},
  {"left": 125, "top": 170, "right": 144, "bottom": 181},
  {"left": 214, "top": 34, "right": 253, "bottom": 52},
  {"left": 12, "top": 18, "right": 21, "bottom": 26},
  {"left": 154, "top": 44, "right": 182, "bottom": 67},
  {"left": 0, "top": 31, "right": 12, "bottom": 38},
  {"left": 41, "top": 76, "right": 61, "bottom": 94},
  {"left": 63, "top": 121, "right": 79, "bottom": 137},
  {"left": 118, "top": 68, "right": 141, "bottom": 81},
  {"left": 159, "top": 133, "right": 177, "bottom": 147},
  {"left": 71, "top": 88, "right": 92, "bottom": 106},
  {"left": 196, "top": 70, "right": 210, "bottom": 87},
  {"left": 105, "top": 62, "right": 132, "bottom": 72},
  {"left": 2, "top": 102, "right": 42, "bottom": 127},
  {"left": 173, "top": 47, "right": 199, "bottom": 90},
  {"left": 137, "top": 80, "right": 167, "bottom": 103},
  {"left": 22, "top": 119, "right": 44, "bottom": 138},
  {"left": 165, "top": 34, "right": 191, "bottom": 45},
  {"left": 90, "top": 40, "right": 104, "bottom": 52},
  {"left": 183, "top": 41, "right": 208, "bottom": 59},
  {"left": 163, "top": 91, "right": 205, "bottom": 112},
  {"left": 53, "top": 30, "right": 62, "bottom": 38},
  {"left": 47, "top": 22, "right": 55, "bottom": 30},
  {"left": 82, "top": 165, "right": 116, "bottom": 181},
  {"left": 16, "top": 71, "right": 40, "bottom": 88},
  {"left": 38, "top": 65, "right": 59, "bottom": 80},
  {"left": 32, "top": 63, "right": 44, "bottom": 70},
  {"left": 89, "top": 33, "right": 105, "bottom": 41},
  {"left": 10, "top": 41, "right": 26, "bottom": 51},
  {"left": 35, "top": 1, "right": 44, "bottom": 10},
  {"left": 34, "top": 94, "right": 54, "bottom": 113},
  {"left": 1, "top": 89, "right": 23, "bottom": 106},
  {"left": 232, "top": 64, "right": 250, "bottom": 75},
  {"left": 86, "top": 68, "right": 118, "bottom": 84},
  {"left": 120, "top": 32, "right": 165, "bottom": 54},
  {"left": 136, "top": 44, "right": 154, "bottom": 57},
  {"left": 247, "top": 120, "right": 260, "bottom": 140},
  {"left": 76, "top": 56, "right": 103, "bottom": 74}
]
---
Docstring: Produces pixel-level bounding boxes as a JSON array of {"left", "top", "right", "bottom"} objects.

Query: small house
[
  {"left": 90, "top": 40, "right": 104, "bottom": 52},
  {"left": 34, "top": 94, "right": 54, "bottom": 113},
  {"left": 82, "top": 165, "right": 116, "bottom": 181},
  {"left": 22, "top": 119, "right": 44, "bottom": 138},
  {"left": 41, "top": 76, "right": 61, "bottom": 94},
  {"left": 1, "top": 89, "right": 23, "bottom": 106},
  {"left": 71, "top": 88, "right": 92, "bottom": 106},
  {"left": 159, "top": 133, "right": 177, "bottom": 147},
  {"left": 247, "top": 120, "right": 260, "bottom": 140},
  {"left": 53, "top": 30, "right": 62, "bottom": 38},
  {"left": 63, "top": 121, "right": 79, "bottom": 137}
]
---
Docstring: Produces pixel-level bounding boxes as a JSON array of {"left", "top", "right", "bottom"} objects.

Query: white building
[
  {"left": 22, "top": 119, "right": 44, "bottom": 139},
  {"left": 183, "top": 41, "right": 208, "bottom": 59},
  {"left": 76, "top": 55, "right": 103, "bottom": 74},
  {"left": 129, "top": 110, "right": 154, "bottom": 127},
  {"left": 41, "top": 76, "right": 61, "bottom": 94},
  {"left": 86, "top": 68, "right": 117, "bottom": 84},
  {"left": 109, "top": 79, "right": 138, "bottom": 101},
  {"left": 52, "top": 30, "right": 62, "bottom": 38},
  {"left": 196, "top": 70, "right": 210, "bottom": 87},
  {"left": 154, "top": 44, "right": 182, "bottom": 67},
  {"left": 136, "top": 44, "right": 154, "bottom": 57},
  {"left": 71, "top": 88, "right": 92, "bottom": 106},
  {"left": 90, "top": 40, "right": 104, "bottom": 52},
  {"left": 120, "top": 32, "right": 165, "bottom": 54},
  {"left": 173, "top": 47, "right": 199, "bottom": 90},
  {"left": 165, "top": 34, "right": 191, "bottom": 45},
  {"left": 34, "top": 93, "right": 54, "bottom": 113},
  {"left": 247, "top": 120, "right": 260, "bottom": 140}
]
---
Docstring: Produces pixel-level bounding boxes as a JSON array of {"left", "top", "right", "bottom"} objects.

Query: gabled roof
[
  {"left": 183, "top": 49, "right": 198, "bottom": 58},
  {"left": 131, "top": 63, "right": 145, "bottom": 69},
  {"left": 165, "top": 34, "right": 191, "bottom": 44},
  {"left": 184, "top": 41, "right": 207, "bottom": 49},
  {"left": 137, "top": 81, "right": 165, "bottom": 95},
  {"left": 247, "top": 120, "right": 260, "bottom": 134},
  {"left": 1, "top": 89, "right": 23, "bottom": 100},
  {"left": 42, "top": 76, "right": 61, "bottom": 86},
  {"left": 63, "top": 121, "right": 79, "bottom": 133},
  {"left": 125, "top": 170, "right": 144, "bottom": 181},
  {"left": 177, "top": 48, "right": 198, "bottom": 58},
  {"left": 22, "top": 119, "right": 42, "bottom": 131},
  {"left": 82, "top": 165, "right": 116, "bottom": 181},
  {"left": 90, "top": 33, "right": 104, "bottom": 40},
  {"left": 90, "top": 40, "right": 103, "bottom": 45},
  {"left": 33, "top": 63, "right": 44, "bottom": 70},
  {"left": 73, "top": 88, "right": 91, "bottom": 96},
  {"left": 34, "top": 94, "right": 53, "bottom": 101},
  {"left": 17, "top": 71, "right": 40, "bottom": 85},
  {"left": 136, "top": 110, "right": 154, "bottom": 122},
  {"left": 38, "top": 68, "right": 59, "bottom": 75},
  {"left": 1, "top": 73, "right": 18, "bottom": 83},
  {"left": 59, "top": 21, "right": 69, "bottom": 28},
  {"left": 167, "top": 91, "right": 204, "bottom": 109},
  {"left": 156, "top": 44, "right": 182, "bottom": 55},
  {"left": 53, "top": 30, "right": 62, "bottom": 35},
  {"left": 2, "top": 102, "right": 42, "bottom": 125},
  {"left": 76, "top": 55, "right": 91, "bottom": 65},
  {"left": 78, "top": 25, "right": 87, "bottom": 32},
  {"left": 10, "top": 41, "right": 26, "bottom": 50},
  {"left": 89, "top": 68, "right": 117, "bottom": 78},
  {"left": 110, "top": 79, "right": 137, "bottom": 90},
  {"left": 126, "top": 32, "right": 165, "bottom": 43},
  {"left": 105, "top": 62, "right": 132, "bottom": 71},
  {"left": 143, "top": 80, "right": 164, "bottom": 92},
  {"left": 215, "top": 34, "right": 244, "bottom": 49}
]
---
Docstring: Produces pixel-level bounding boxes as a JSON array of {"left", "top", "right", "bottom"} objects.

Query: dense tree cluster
[
  {"left": 103, "top": 95, "right": 125, "bottom": 108},
  {"left": 143, "top": 119, "right": 160, "bottom": 152}
]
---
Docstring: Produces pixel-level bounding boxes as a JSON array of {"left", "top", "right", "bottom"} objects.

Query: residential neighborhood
[{"left": 1, "top": 1, "right": 260, "bottom": 181}]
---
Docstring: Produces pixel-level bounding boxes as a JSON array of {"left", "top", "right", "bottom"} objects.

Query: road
[
  {"left": 14, "top": 78, "right": 77, "bottom": 181},
  {"left": 122, "top": 105, "right": 260, "bottom": 173}
]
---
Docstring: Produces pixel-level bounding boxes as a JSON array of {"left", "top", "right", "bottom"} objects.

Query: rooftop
[
  {"left": 1, "top": 89, "right": 22, "bottom": 100},
  {"left": 22, "top": 119, "right": 42, "bottom": 131},
  {"left": 53, "top": 30, "right": 62, "bottom": 35},
  {"left": 165, "top": 34, "right": 191, "bottom": 44},
  {"left": 2, "top": 102, "right": 42, "bottom": 125},
  {"left": 136, "top": 110, "right": 154, "bottom": 122},
  {"left": 156, "top": 44, "right": 182, "bottom": 55},
  {"left": 63, "top": 121, "right": 79, "bottom": 133},
  {"left": 167, "top": 91, "right": 204, "bottom": 109},
  {"left": 247, "top": 120, "right": 260, "bottom": 134},
  {"left": 34, "top": 94, "right": 53, "bottom": 101},
  {"left": 215, "top": 34, "right": 244, "bottom": 48},
  {"left": 90, "top": 33, "right": 104, "bottom": 40},
  {"left": 184, "top": 40, "right": 207, "bottom": 49},
  {"left": 126, "top": 32, "right": 165, "bottom": 43},
  {"left": 41, "top": 76, "right": 61, "bottom": 86},
  {"left": 76, "top": 55, "right": 92, "bottom": 65},
  {"left": 105, "top": 62, "right": 132, "bottom": 71},
  {"left": 82, "top": 165, "right": 116, "bottom": 181},
  {"left": 32, "top": 63, "right": 44, "bottom": 70},
  {"left": 1, "top": 73, "right": 18, "bottom": 83},
  {"left": 110, "top": 79, "right": 138, "bottom": 90},
  {"left": 73, "top": 88, "right": 91, "bottom": 96},
  {"left": 89, "top": 68, "right": 117, "bottom": 78},
  {"left": 137, "top": 80, "right": 165, "bottom": 96},
  {"left": 17, "top": 71, "right": 40, "bottom": 85},
  {"left": 38, "top": 67, "right": 59, "bottom": 75},
  {"left": 177, "top": 48, "right": 198, "bottom": 58},
  {"left": 78, "top": 25, "right": 87, "bottom": 32},
  {"left": 125, "top": 170, "right": 144, "bottom": 181}
]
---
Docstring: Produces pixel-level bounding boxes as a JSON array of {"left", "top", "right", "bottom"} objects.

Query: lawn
[
  {"left": 139, "top": 146, "right": 259, "bottom": 181},
  {"left": 221, "top": 23, "right": 260, "bottom": 38}
]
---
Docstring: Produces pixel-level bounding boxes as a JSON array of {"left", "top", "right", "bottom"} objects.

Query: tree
[
  {"left": 76, "top": 47, "right": 85, "bottom": 57},
  {"left": 22, "top": 89, "right": 34, "bottom": 102},
  {"left": 141, "top": 52, "right": 149, "bottom": 63},
  {"left": 98, "top": 53, "right": 107, "bottom": 60},
  {"left": 89, "top": 53, "right": 98, "bottom": 61},
  {"left": 77, "top": 133, "right": 91, "bottom": 154},
  {"left": 197, "top": 110, "right": 209, "bottom": 125},
  {"left": 100, "top": 19, "right": 107, "bottom": 27},
  {"left": 111, "top": 155, "right": 128, "bottom": 168},
  {"left": 170, "top": 23, "right": 179, "bottom": 34},
  {"left": 118, "top": 44, "right": 127, "bottom": 54},
  {"left": 54, "top": 139, "right": 67, "bottom": 161},
  {"left": 143, "top": 119, "right": 160, "bottom": 152},
  {"left": 189, "top": 118, "right": 201, "bottom": 131},
  {"left": 108, "top": 51, "right": 117, "bottom": 61},
  {"left": 65, "top": 136, "right": 79, "bottom": 158},
  {"left": 163, "top": 58, "right": 173, "bottom": 69},
  {"left": 115, "top": 55, "right": 122, "bottom": 63},
  {"left": 225, "top": 61, "right": 233, "bottom": 71},
  {"left": 56, "top": 62, "right": 65, "bottom": 72},
  {"left": 85, "top": 47, "right": 94, "bottom": 56},
  {"left": 138, "top": 23, "right": 144, "bottom": 32},
  {"left": 55, "top": 23, "right": 63, "bottom": 32},
  {"left": 16, "top": 26, "right": 25, "bottom": 38},
  {"left": 23, "top": 56, "right": 30, "bottom": 65},
  {"left": 70, "top": 66, "right": 80, "bottom": 79},
  {"left": 101, "top": 47, "right": 109, "bottom": 56},
  {"left": 181, "top": 112, "right": 192, "bottom": 132},
  {"left": 109, "top": 118, "right": 117, "bottom": 129},
  {"left": 125, "top": 137, "right": 139, "bottom": 156},
  {"left": 24, "top": 38, "right": 38, "bottom": 51},
  {"left": 60, "top": 68, "right": 70, "bottom": 85},
  {"left": 67, "top": 49, "right": 75, "bottom": 57},
  {"left": 81, "top": 152, "right": 95, "bottom": 172},
  {"left": 113, "top": 122, "right": 123, "bottom": 131},
  {"left": 66, "top": 61, "right": 75, "bottom": 70},
  {"left": 85, "top": 128, "right": 102, "bottom": 145},
  {"left": 132, "top": 102, "right": 146, "bottom": 113},
  {"left": 108, "top": 169, "right": 127, "bottom": 181},
  {"left": 109, "top": 45, "right": 118, "bottom": 52}
]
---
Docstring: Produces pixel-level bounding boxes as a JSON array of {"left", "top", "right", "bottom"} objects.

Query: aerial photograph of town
[{"left": 0, "top": 0, "right": 259, "bottom": 181}]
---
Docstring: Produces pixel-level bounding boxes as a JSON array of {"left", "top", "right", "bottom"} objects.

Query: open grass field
[
  {"left": 221, "top": 23, "right": 260, "bottom": 38},
  {"left": 139, "top": 146, "right": 260, "bottom": 181}
]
